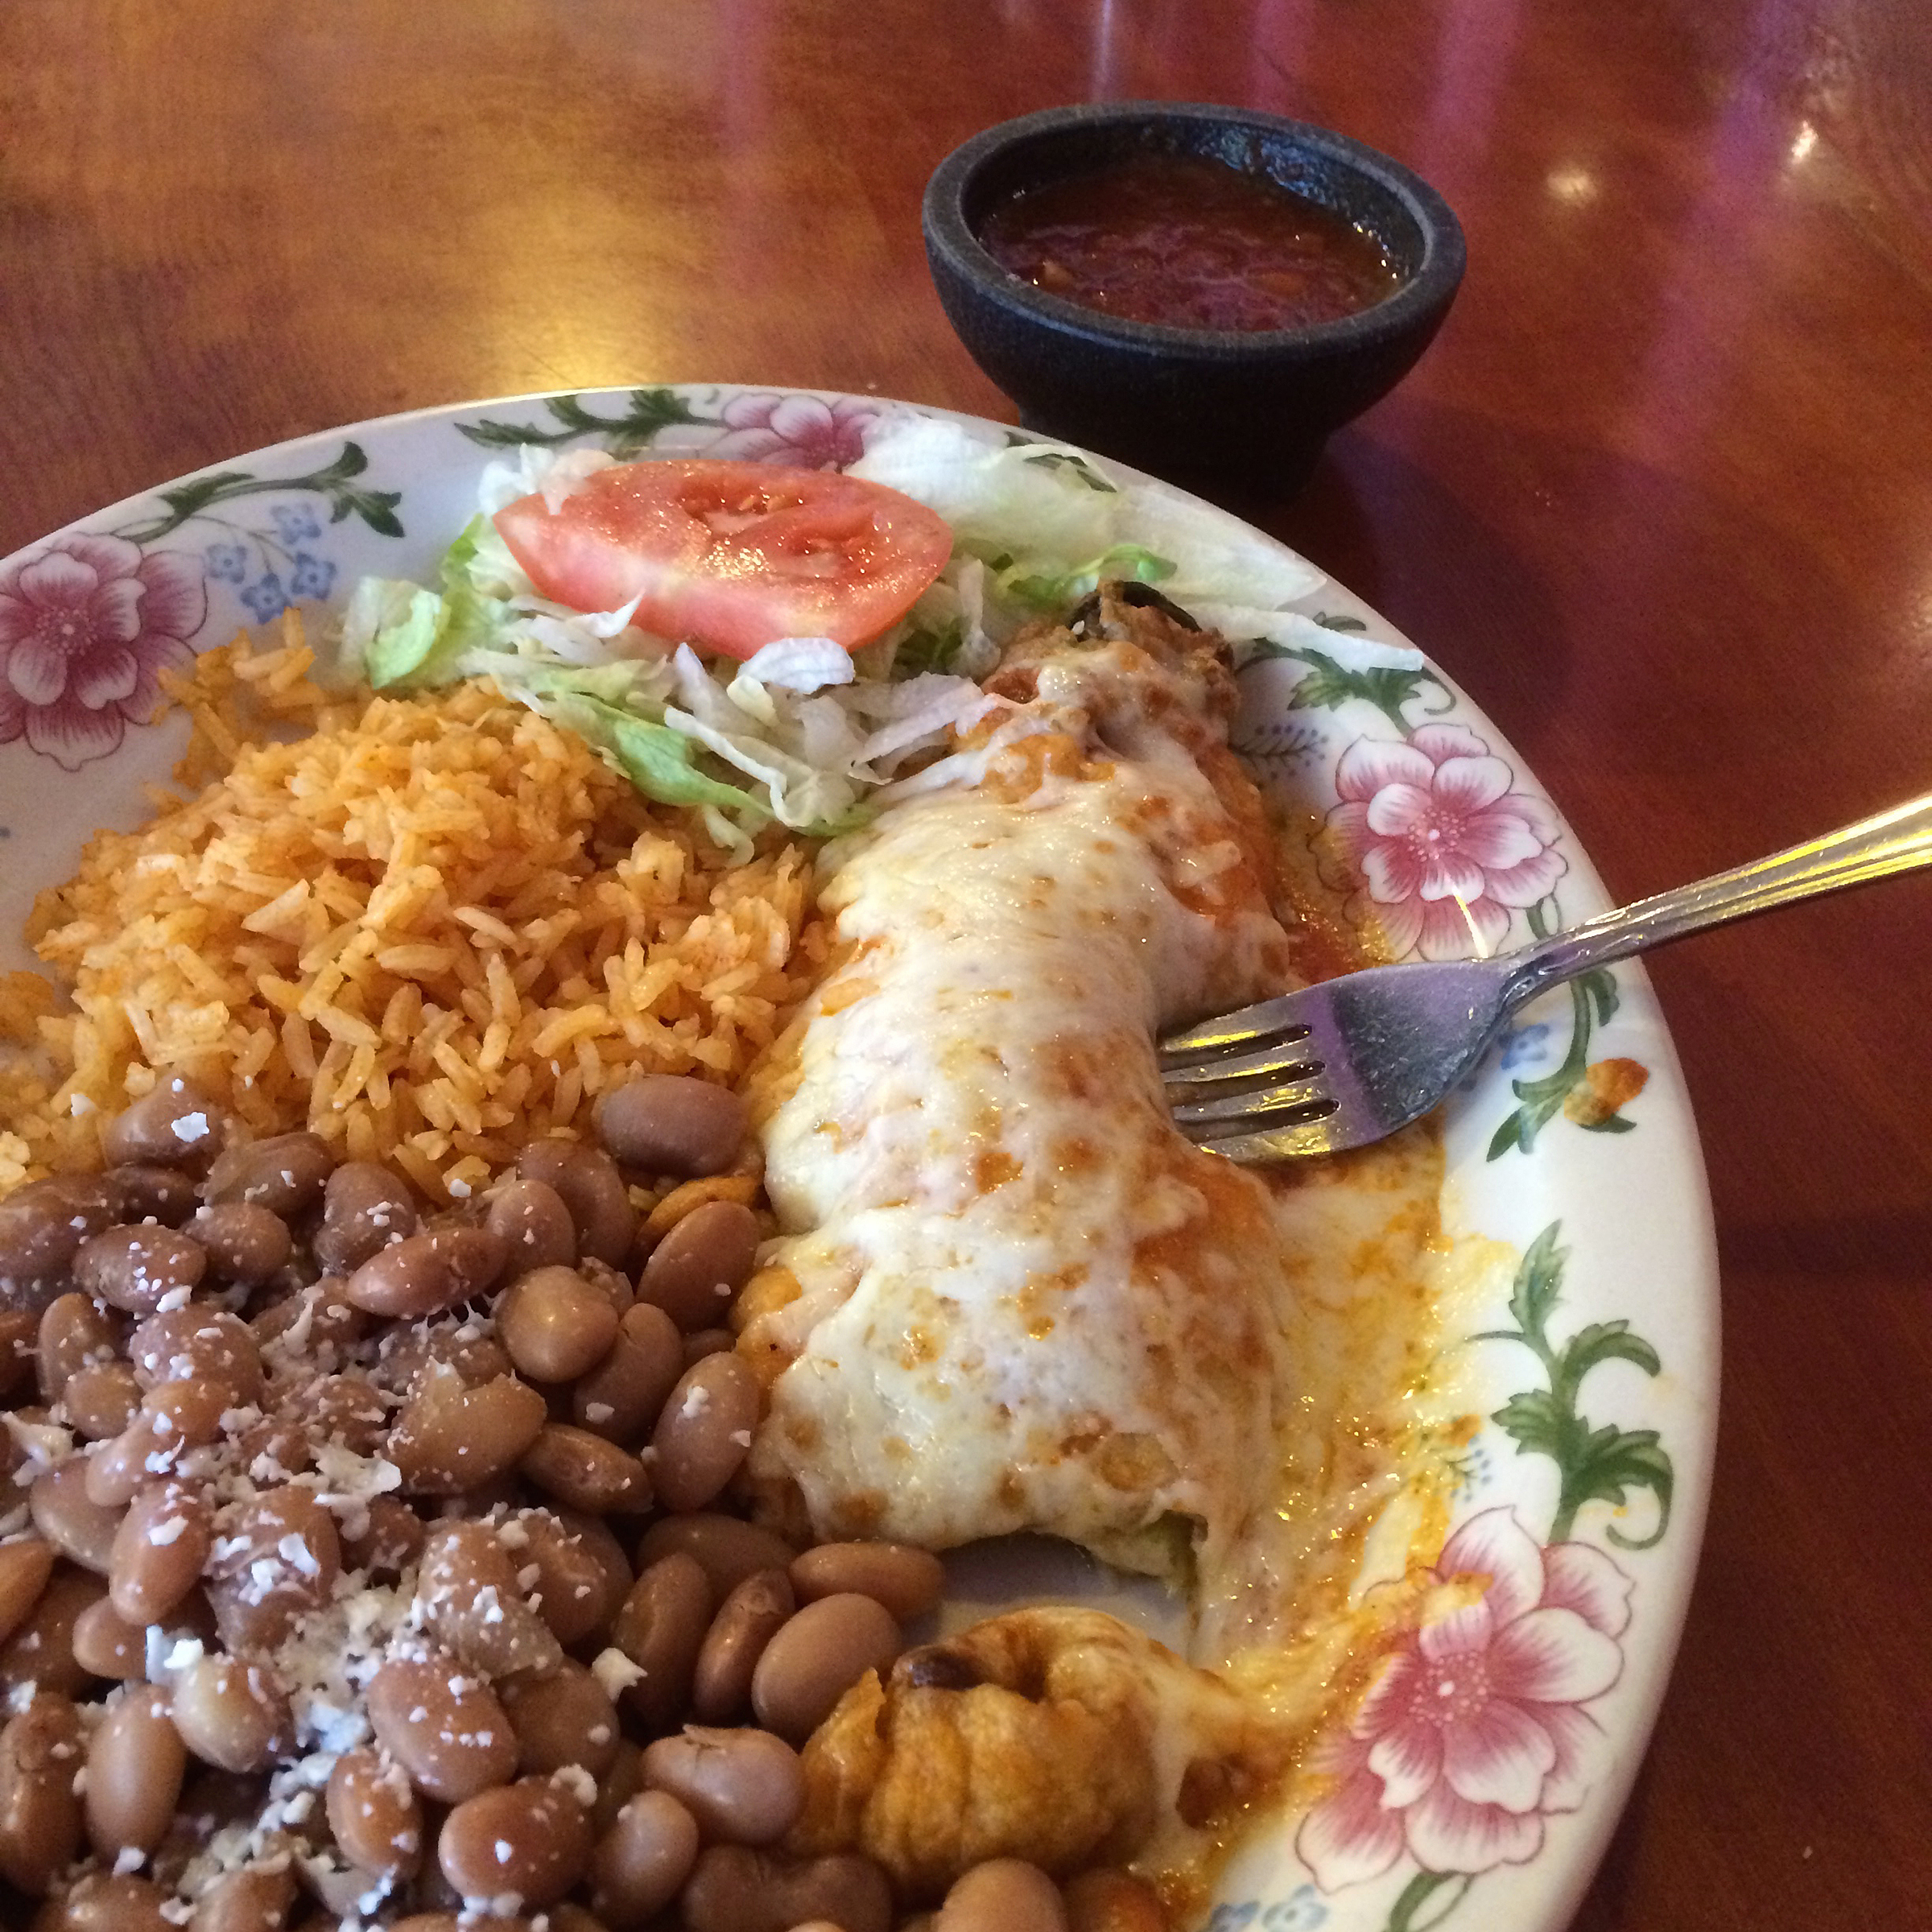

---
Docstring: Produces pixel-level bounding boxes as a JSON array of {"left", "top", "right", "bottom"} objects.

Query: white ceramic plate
[{"left": 0, "top": 386, "right": 1717, "bottom": 1932}]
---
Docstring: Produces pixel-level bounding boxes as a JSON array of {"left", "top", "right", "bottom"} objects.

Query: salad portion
[{"left": 336, "top": 412, "right": 1411, "bottom": 852}]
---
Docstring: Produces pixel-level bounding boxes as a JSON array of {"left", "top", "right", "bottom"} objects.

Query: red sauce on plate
[{"left": 978, "top": 153, "right": 1402, "bottom": 333}]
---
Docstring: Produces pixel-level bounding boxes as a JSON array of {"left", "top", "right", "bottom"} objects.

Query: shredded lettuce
[
  {"left": 997, "top": 543, "right": 1176, "bottom": 613},
  {"left": 850, "top": 415, "right": 1326, "bottom": 610},
  {"left": 559, "top": 697, "right": 772, "bottom": 819},
  {"left": 336, "top": 414, "right": 1349, "bottom": 838},
  {"left": 352, "top": 582, "right": 474, "bottom": 691}
]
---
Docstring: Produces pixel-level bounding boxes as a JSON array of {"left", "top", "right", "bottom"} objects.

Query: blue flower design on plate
[
  {"left": 271, "top": 502, "right": 324, "bottom": 545},
  {"left": 242, "top": 573, "right": 290, "bottom": 623},
  {"left": 1500, "top": 1021, "right": 1552, "bottom": 1071},
  {"left": 1206, "top": 1892, "right": 1327, "bottom": 1932},
  {"left": 1454, "top": 1437, "right": 1496, "bottom": 1501},
  {"left": 1207, "top": 1906, "right": 1260, "bottom": 1931},
  {"left": 290, "top": 552, "right": 336, "bottom": 599},
  {"left": 204, "top": 541, "right": 249, "bottom": 583}
]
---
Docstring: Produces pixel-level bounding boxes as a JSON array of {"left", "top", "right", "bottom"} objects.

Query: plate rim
[{"left": 0, "top": 382, "right": 1720, "bottom": 1932}]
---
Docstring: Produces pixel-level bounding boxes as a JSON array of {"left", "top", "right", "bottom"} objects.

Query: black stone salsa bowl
[{"left": 922, "top": 101, "right": 1467, "bottom": 498}]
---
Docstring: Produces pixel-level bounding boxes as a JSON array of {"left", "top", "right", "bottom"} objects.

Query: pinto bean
[
  {"left": 205, "top": 1489, "right": 340, "bottom": 1654},
  {"left": 105, "top": 1164, "right": 199, "bottom": 1228},
  {"left": 0, "top": 1309, "right": 33, "bottom": 1402},
  {"left": 788, "top": 1541, "right": 946, "bottom": 1623},
  {"left": 30, "top": 1462, "right": 122, "bottom": 1575},
  {"left": 514, "top": 1509, "right": 630, "bottom": 1648},
  {"left": 0, "top": 1691, "right": 85, "bottom": 1893},
  {"left": 486, "top": 1178, "right": 577, "bottom": 1275},
  {"left": 651, "top": 1352, "right": 760, "bottom": 1514},
  {"left": 345, "top": 1225, "right": 507, "bottom": 1319},
  {"left": 57, "top": 1361, "right": 140, "bottom": 1441},
  {"left": 438, "top": 1774, "right": 592, "bottom": 1907},
  {"left": 588, "top": 1788, "right": 700, "bottom": 1929},
  {"left": 100, "top": 1080, "right": 225, "bottom": 1171},
  {"left": 187, "top": 1864, "right": 299, "bottom": 1932},
  {"left": 169, "top": 1654, "right": 289, "bottom": 1772},
  {"left": 636, "top": 1515, "right": 796, "bottom": 1602},
  {"left": 37, "top": 1294, "right": 124, "bottom": 1408},
  {"left": 186, "top": 1203, "right": 292, "bottom": 1286},
  {"left": 127, "top": 1307, "right": 261, "bottom": 1403},
  {"left": 390, "top": 1364, "right": 547, "bottom": 1495},
  {"left": 296, "top": 1371, "right": 388, "bottom": 1455},
  {"left": 595, "top": 1076, "right": 748, "bottom": 1179},
  {"left": 610, "top": 1553, "right": 712, "bottom": 1733},
  {"left": 247, "top": 1278, "right": 369, "bottom": 1362},
  {"left": 692, "top": 1568, "right": 794, "bottom": 1725},
  {"left": 416, "top": 1521, "right": 561, "bottom": 1678},
  {"left": 72, "top": 1224, "right": 206, "bottom": 1315},
  {"left": 502, "top": 1657, "right": 621, "bottom": 1777},
  {"left": 32, "top": 1872, "right": 174, "bottom": 1932},
  {"left": 201, "top": 1132, "right": 334, "bottom": 1216},
  {"left": 0, "top": 1567, "right": 105, "bottom": 1697},
  {"left": 85, "top": 1683, "right": 185, "bottom": 1858},
  {"left": 0, "top": 1178, "right": 122, "bottom": 1313},
  {"left": 328, "top": 1745, "right": 425, "bottom": 1880},
  {"left": 572, "top": 1302, "right": 683, "bottom": 1447},
  {"left": 71, "top": 1597, "right": 147, "bottom": 1680},
  {"left": 519, "top": 1425, "right": 651, "bottom": 1516},
  {"left": 681, "top": 1327, "right": 736, "bottom": 1368},
  {"left": 0, "top": 1539, "right": 54, "bottom": 1647},
  {"left": 937, "top": 1860, "right": 1069, "bottom": 1932},
  {"left": 367, "top": 1650, "right": 517, "bottom": 1804},
  {"left": 638, "top": 1201, "right": 761, "bottom": 1333},
  {"left": 515, "top": 1140, "right": 635, "bottom": 1267},
  {"left": 313, "top": 1161, "right": 419, "bottom": 1274},
  {"left": 640, "top": 1725, "right": 803, "bottom": 1847},
  {"left": 678, "top": 1845, "right": 894, "bottom": 1932},
  {"left": 750, "top": 1593, "right": 900, "bottom": 1744},
  {"left": 341, "top": 1492, "right": 428, "bottom": 1578},
  {"left": 498, "top": 1266, "right": 620, "bottom": 1384},
  {"left": 86, "top": 1410, "right": 181, "bottom": 1509},
  {"left": 109, "top": 1480, "right": 211, "bottom": 1625},
  {"left": 590, "top": 1739, "right": 646, "bottom": 1841},
  {"left": 373, "top": 1321, "right": 511, "bottom": 1397}
]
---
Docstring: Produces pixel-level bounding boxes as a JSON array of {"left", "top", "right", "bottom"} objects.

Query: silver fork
[{"left": 1161, "top": 790, "right": 1932, "bottom": 1162}]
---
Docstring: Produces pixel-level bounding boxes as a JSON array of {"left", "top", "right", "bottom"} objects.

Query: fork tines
[{"left": 1159, "top": 999, "right": 1341, "bottom": 1144}]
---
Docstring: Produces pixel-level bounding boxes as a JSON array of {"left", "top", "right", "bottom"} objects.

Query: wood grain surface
[{"left": 2, "top": 2, "right": 1928, "bottom": 1926}]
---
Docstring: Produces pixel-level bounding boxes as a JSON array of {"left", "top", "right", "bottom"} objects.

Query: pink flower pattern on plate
[
  {"left": 704, "top": 391, "right": 881, "bottom": 469},
  {"left": 1323, "top": 723, "right": 1567, "bottom": 960},
  {"left": 1297, "top": 1507, "right": 1632, "bottom": 1889},
  {"left": 0, "top": 535, "right": 205, "bottom": 771}
]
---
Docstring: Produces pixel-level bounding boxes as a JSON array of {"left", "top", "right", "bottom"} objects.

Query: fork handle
[{"left": 1505, "top": 789, "right": 1932, "bottom": 1001}]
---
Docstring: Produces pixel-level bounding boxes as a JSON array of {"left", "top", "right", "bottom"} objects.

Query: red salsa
[{"left": 978, "top": 153, "right": 1402, "bottom": 333}]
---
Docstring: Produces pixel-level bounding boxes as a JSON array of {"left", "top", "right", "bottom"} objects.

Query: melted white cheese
[{"left": 748, "top": 634, "right": 1434, "bottom": 1646}]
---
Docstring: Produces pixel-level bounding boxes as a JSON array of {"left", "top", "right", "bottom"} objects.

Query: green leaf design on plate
[
  {"left": 1238, "top": 639, "right": 1446, "bottom": 733},
  {"left": 1473, "top": 1221, "right": 1674, "bottom": 1548},
  {"left": 455, "top": 388, "right": 713, "bottom": 458},
  {"left": 1381, "top": 1870, "right": 1476, "bottom": 1932},
  {"left": 1018, "top": 448, "right": 1119, "bottom": 492},
  {"left": 1488, "top": 902, "right": 1641, "bottom": 1159},
  {"left": 115, "top": 442, "right": 403, "bottom": 543}
]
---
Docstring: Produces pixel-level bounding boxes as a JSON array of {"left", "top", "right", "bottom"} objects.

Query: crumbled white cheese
[{"left": 590, "top": 1648, "right": 646, "bottom": 1697}]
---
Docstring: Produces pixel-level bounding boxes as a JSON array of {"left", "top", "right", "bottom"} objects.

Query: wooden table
[{"left": 2, "top": 2, "right": 1927, "bottom": 1926}]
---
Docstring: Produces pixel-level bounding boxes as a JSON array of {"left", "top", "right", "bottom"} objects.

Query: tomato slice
[{"left": 493, "top": 459, "right": 955, "bottom": 660}]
